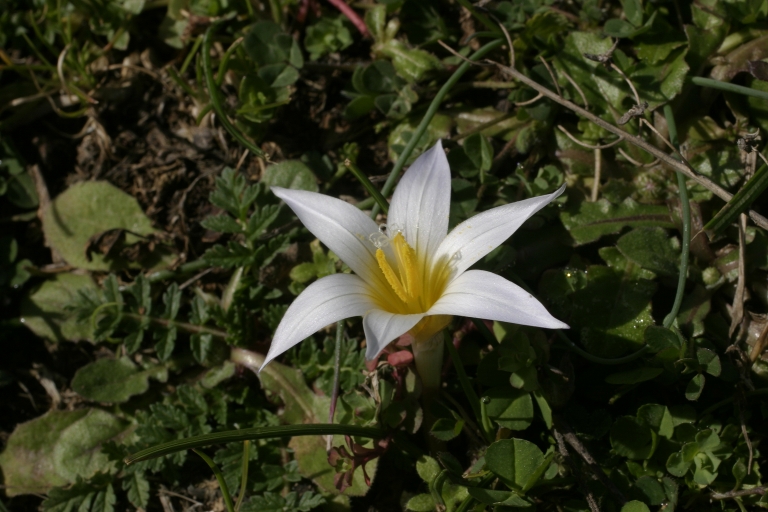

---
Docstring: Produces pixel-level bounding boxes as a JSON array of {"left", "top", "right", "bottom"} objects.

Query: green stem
[
  {"left": 371, "top": 39, "right": 504, "bottom": 219},
  {"left": 455, "top": 474, "right": 496, "bottom": 512},
  {"left": 663, "top": 105, "right": 691, "bottom": 328},
  {"left": 216, "top": 37, "right": 243, "bottom": 87},
  {"left": 429, "top": 469, "right": 449, "bottom": 508},
  {"left": 234, "top": 440, "right": 250, "bottom": 512},
  {"left": 444, "top": 334, "right": 485, "bottom": 437},
  {"left": 700, "top": 388, "right": 768, "bottom": 416},
  {"left": 556, "top": 331, "right": 649, "bottom": 365},
  {"left": 146, "top": 259, "right": 210, "bottom": 283},
  {"left": 203, "top": 22, "right": 265, "bottom": 158},
  {"left": 181, "top": 36, "right": 203, "bottom": 76},
  {"left": 451, "top": 111, "right": 515, "bottom": 141},
  {"left": 329, "top": 321, "right": 344, "bottom": 424},
  {"left": 692, "top": 77, "right": 768, "bottom": 101},
  {"left": 479, "top": 397, "right": 495, "bottom": 443},
  {"left": 123, "top": 312, "right": 228, "bottom": 339},
  {"left": 193, "top": 449, "right": 236, "bottom": 512},
  {"left": 167, "top": 65, "right": 199, "bottom": 99},
  {"left": 125, "top": 424, "right": 385, "bottom": 464},
  {"left": 346, "top": 160, "right": 389, "bottom": 214}
]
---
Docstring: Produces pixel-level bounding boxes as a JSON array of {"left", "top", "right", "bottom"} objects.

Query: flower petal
[
  {"left": 261, "top": 274, "right": 377, "bottom": 370},
  {"left": 387, "top": 141, "right": 451, "bottom": 264},
  {"left": 427, "top": 270, "right": 569, "bottom": 329},
  {"left": 272, "top": 187, "right": 383, "bottom": 285},
  {"left": 434, "top": 185, "right": 565, "bottom": 276},
  {"left": 363, "top": 310, "right": 424, "bottom": 360}
]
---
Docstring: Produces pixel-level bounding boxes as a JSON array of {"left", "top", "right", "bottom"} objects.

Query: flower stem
[
  {"left": 662, "top": 105, "right": 691, "bottom": 328},
  {"left": 193, "top": 449, "right": 236, "bottom": 512},
  {"left": 443, "top": 334, "right": 485, "bottom": 438},
  {"left": 126, "top": 423, "right": 385, "bottom": 464},
  {"left": 412, "top": 331, "right": 445, "bottom": 398}
]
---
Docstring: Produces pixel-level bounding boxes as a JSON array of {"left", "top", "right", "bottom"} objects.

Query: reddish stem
[{"left": 326, "top": 0, "right": 370, "bottom": 38}]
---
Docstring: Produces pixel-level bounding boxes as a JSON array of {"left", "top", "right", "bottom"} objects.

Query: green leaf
[
  {"left": 610, "top": 416, "right": 657, "bottom": 460},
  {"left": 42, "top": 181, "right": 167, "bottom": 270},
  {"left": 43, "top": 474, "right": 115, "bottom": 512},
  {"left": 484, "top": 387, "right": 534, "bottom": 431},
  {"left": 666, "top": 451, "right": 692, "bottom": 477},
  {"left": 20, "top": 273, "right": 97, "bottom": 343},
  {"left": 685, "top": 374, "right": 705, "bottom": 401},
  {"left": 637, "top": 404, "right": 675, "bottom": 439},
  {"left": 485, "top": 438, "right": 545, "bottom": 491},
  {"left": 262, "top": 161, "right": 318, "bottom": 192},
  {"left": 532, "top": 390, "right": 553, "bottom": 429},
  {"left": 620, "top": 501, "right": 651, "bottom": 512},
  {"left": 695, "top": 429, "right": 720, "bottom": 450},
  {"left": 703, "top": 163, "right": 768, "bottom": 237},
  {"left": 676, "top": 285, "right": 710, "bottom": 338},
  {"left": 154, "top": 326, "right": 177, "bottom": 362},
  {"left": 540, "top": 265, "right": 656, "bottom": 358},
  {"left": 696, "top": 348, "right": 721, "bottom": 377},
  {"left": 304, "top": 16, "right": 353, "bottom": 60},
  {"left": 203, "top": 241, "right": 265, "bottom": 268},
  {"left": 209, "top": 168, "right": 261, "bottom": 220},
  {"left": 241, "top": 491, "right": 324, "bottom": 512},
  {"left": 634, "top": 475, "right": 666, "bottom": 505},
  {"left": 6, "top": 171, "right": 38, "bottom": 209},
  {"left": 246, "top": 204, "right": 281, "bottom": 241},
  {"left": 122, "top": 471, "right": 149, "bottom": 509},
  {"left": 466, "top": 487, "right": 531, "bottom": 507},
  {"left": 605, "top": 367, "right": 663, "bottom": 384},
  {"left": 644, "top": 326, "right": 681, "bottom": 352},
  {"left": 616, "top": 227, "right": 680, "bottom": 277},
  {"left": 560, "top": 198, "right": 673, "bottom": 245},
  {"left": 0, "top": 409, "right": 129, "bottom": 496},
  {"left": 405, "top": 494, "right": 435, "bottom": 512},
  {"left": 416, "top": 455, "right": 441, "bottom": 482},
  {"left": 72, "top": 358, "right": 167, "bottom": 403},
  {"left": 201, "top": 214, "right": 242, "bottom": 234},
  {"left": 430, "top": 417, "right": 464, "bottom": 441}
]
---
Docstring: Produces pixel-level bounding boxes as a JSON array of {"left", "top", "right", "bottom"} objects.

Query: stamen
[
  {"left": 376, "top": 249, "right": 408, "bottom": 302},
  {"left": 392, "top": 233, "right": 419, "bottom": 300}
]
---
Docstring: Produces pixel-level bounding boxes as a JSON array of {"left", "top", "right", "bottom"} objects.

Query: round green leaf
[
  {"left": 484, "top": 387, "right": 534, "bottom": 431},
  {"left": 620, "top": 500, "right": 651, "bottom": 512},
  {"left": 42, "top": 181, "right": 164, "bottom": 270},
  {"left": 52, "top": 409, "right": 130, "bottom": 482},
  {"left": 262, "top": 161, "right": 318, "bottom": 192},
  {"left": 485, "top": 438, "right": 545, "bottom": 490},
  {"left": 610, "top": 416, "right": 657, "bottom": 460},
  {"left": 72, "top": 358, "right": 167, "bottom": 403},
  {"left": 20, "top": 273, "right": 97, "bottom": 343},
  {"left": 0, "top": 409, "right": 129, "bottom": 496}
]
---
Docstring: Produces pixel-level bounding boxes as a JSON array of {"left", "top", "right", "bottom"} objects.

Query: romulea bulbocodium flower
[{"left": 260, "top": 141, "right": 568, "bottom": 391}]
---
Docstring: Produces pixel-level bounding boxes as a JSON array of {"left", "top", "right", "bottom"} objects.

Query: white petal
[
  {"left": 434, "top": 185, "right": 565, "bottom": 276},
  {"left": 260, "top": 274, "right": 377, "bottom": 370},
  {"left": 272, "top": 187, "right": 384, "bottom": 285},
  {"left": 387, "top": 141, "right": 451, "bottom": 264},
  {"left": 427, "top": 270, "right": 569, "bottom": 329},
  {"left": 363, "top": 310, "right": 424, "bottom": 360}
]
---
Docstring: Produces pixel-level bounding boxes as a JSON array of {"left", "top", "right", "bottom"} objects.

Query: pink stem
[{"left": 326, "top": 0, "right": 370, "bottom": 38}]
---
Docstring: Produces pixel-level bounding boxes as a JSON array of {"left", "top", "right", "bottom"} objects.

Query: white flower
[{"left": 260, "top": 141, "right": 568, "bottom": 380}]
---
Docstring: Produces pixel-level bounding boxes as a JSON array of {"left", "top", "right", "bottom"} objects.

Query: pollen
[{"left": 374, "top": 232, "right": 448, "bottom": 314}]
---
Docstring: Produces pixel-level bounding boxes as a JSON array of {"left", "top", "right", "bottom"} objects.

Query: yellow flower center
[{"left": 373, "top": 232, "right": 452, "bottom": 341}]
